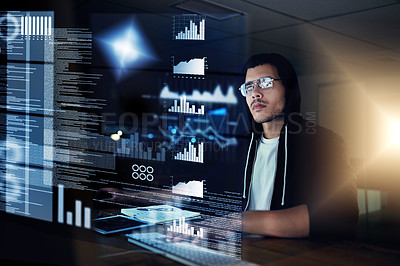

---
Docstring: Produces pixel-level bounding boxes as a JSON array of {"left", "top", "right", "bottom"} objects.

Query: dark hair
[{"left": 242, "top": 53, "right": 301, "bottom": 117}]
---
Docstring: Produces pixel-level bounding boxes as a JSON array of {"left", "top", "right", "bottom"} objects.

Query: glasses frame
[{"left": 239, "top": 76, "right": 282, "bottom": 97}]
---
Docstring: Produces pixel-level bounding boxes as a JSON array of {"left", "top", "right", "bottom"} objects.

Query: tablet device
[{"left": 93, "top": 215, "right": 151, "bottom": 234}]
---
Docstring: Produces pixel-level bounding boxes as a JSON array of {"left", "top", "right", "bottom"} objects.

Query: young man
[{"left": 239, "top": 53, "right": 359, "bottom": 239}]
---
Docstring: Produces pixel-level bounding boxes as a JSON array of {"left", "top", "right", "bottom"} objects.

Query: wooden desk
[
  {"left": 93, "top": 231, "right": 400, "bottom": 265},
  {"left": 1, "top": 212, "right": 400, "bottom": 265},
  {"left": 241, "top": 236, "right": 400, "bottom": 265}
]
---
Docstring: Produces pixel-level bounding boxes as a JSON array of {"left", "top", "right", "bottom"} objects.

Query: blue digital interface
[{"left": 0, "top": 9, "right": 248, "bottom": 261}]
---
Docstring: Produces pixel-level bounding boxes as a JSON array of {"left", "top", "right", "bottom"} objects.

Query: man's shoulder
[
  {"left": 293, "top": 117, "right": 350, "bottom": 164},
  {"left": 291, "top": 116, "right": 344, "bottom": 143},
  {"left": 288, "top": 115, "right": 347, "bottom": 151}
]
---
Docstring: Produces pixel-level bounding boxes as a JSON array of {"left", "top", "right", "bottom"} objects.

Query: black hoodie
[{"left": 238, "top": 62, "right": 359, "bottom": 240}]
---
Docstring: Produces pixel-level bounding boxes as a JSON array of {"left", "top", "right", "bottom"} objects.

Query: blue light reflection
[{"left": 96, "top": 18, "right": 156, "bottom": 80}]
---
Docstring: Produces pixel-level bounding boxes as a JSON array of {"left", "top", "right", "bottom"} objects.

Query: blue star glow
[{"left": 97, "top": 18, "right": 156, "bottom": 80}]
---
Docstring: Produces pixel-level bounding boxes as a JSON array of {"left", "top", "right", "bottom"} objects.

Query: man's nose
[{"left": 249, "top": 85, "right": 263, "bottom": 98}]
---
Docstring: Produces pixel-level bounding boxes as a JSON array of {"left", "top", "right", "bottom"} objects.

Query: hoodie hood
[
  {"left": 241, "top": 53, "right": 302, "bottom": 208},
  {"left": 241, "top": 53, "right": 302, "bottom": 134}
]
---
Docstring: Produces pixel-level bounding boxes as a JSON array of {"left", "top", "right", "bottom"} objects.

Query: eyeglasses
[{"left": 239, "top": 76, "right": 282, "bottom": 97}]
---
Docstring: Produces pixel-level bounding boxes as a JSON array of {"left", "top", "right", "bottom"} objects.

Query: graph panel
[
  {"left": 168, "top": 95, "right": 205, "bottom": 115},
  {"left": 171, "top": 56, "right": 208, "bottom": 79},
  {"left": 2, "top": 11, "right": 54, "bottom": 222},
  {"left": 167, "top": 217, "right": 204, "bottom": 238},
  {"left": 160, "top": 84, "right": 237, "bottom": 104},
  {"left": 20, "top": 15, "right": 53, "bottom": 39},
  {"left": 57, "top": 184, "right": 91, "bottom": 229},
  {"left": 116, "top": 132, "right": 166, "bottom": 162},
  {"left": 173, "top": 139, "right": 204, "bottom": 163},
  {"left": 173, "top": 14, "right": 205, "bottom": 40},
  {"left": 172, "top": 179, "right": 204, "bottom": 198},
  {"left": 173, "top": 57, "right": 205, "bottom": 75}
]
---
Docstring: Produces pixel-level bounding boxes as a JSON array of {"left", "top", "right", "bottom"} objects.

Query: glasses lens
[
  {"left": 239, "top": 84, "right": 247, "bottom": 97},
  {"left": 259, "top": 77, "right": 273, "bottom": 89},
  {"left": 240, "top": 77, "right": 274, "bottom": 97}
]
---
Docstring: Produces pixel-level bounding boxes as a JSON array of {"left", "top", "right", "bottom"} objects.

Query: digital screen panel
[{"left": 0, "top": 9, "right": 248, "bottom": 261}]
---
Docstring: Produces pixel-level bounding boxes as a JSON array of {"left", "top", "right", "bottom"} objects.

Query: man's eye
[{"left": 260, "top": 79, "right": 272, "bottom": 88}]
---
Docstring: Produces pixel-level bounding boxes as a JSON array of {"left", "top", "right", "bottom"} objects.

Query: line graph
[
  {"left": 158, "top": 122, "right": 237, "bottom": 149},
  {"left": 173, "top": 57, "right": 206, "bottom": 76},
  {"left": 160, "top": 85, "right": 238, "bottom": 104},
  {"left": 172, "top": 180, "right": 204, "bottom": 198}
]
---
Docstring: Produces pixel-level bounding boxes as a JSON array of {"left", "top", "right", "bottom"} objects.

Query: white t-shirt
[{"left": 248, "top": 134, "right": 279, "bottom": 211}]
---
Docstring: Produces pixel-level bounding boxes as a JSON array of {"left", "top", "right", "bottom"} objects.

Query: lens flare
[{"left": 96, "top": 18, "right": 156, "bottom": 81}]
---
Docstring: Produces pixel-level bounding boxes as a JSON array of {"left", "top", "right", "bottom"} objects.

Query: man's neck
[{"left": 262, "top": 117, "right": 284, "bottom": 139}]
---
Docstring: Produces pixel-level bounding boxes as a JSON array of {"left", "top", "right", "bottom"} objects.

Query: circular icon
[
  {"left": 139, "top": 173, "right": 146, "bottom": 180},
  {"left": 147, "top": 166, "right": 154, "bottom": 174},
  {"left": 0, "top": 14, "right": 19, "bottom": 40},
  {"left": 132, "top": 164, "right": 139, "bottom": 171},
  {"left": 132, "top": 172, "right": 139, "bottom": 179},
  {"left": 139, "top": 165, "right": 146, "bottom": 172},
  {"left": 132, "top": 164, "right": 155, "bottom": 182}
]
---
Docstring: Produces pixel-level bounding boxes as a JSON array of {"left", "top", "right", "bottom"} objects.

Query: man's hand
[{"left": 242, "top": 204, "right": 310, "bottom": 238}]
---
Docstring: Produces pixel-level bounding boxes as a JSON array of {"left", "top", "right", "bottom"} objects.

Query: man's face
[{"left": 245, "top": 64, "right": 285, "bottom": 123}]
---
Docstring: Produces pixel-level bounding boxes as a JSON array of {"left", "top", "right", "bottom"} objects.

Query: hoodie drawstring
[
  {"left": 243, "top": 133, "right": 255, "bottom": 211},
  {"left": 243, "top": 132, "right": 254, "bottom": 199},
  {"left": 281, "top": 124, "right": 287, "bottom": 206}
]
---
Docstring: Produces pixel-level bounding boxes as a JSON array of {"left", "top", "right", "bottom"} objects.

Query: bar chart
[
  {"left": 20, "top": 15, "right": 52, "bottom": 37},
  {"left": 57, "top": 184, "right": 91, "bottom": 229},
  {"left": 168, "top": 96, "right": 205, "bottom": 115},
  {"left": 173, "top": 141, "right": 204, "bottom": 163},
  {"left": 167, "top": 217, "right": 204, "bottom": 238},
  {"left": 116, "top": 132, "right": 166, "bottom": 162},
  {"left": 173, "top": 15, "right": 205, "bottom": 40}
]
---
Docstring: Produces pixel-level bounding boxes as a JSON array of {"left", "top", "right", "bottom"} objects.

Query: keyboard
[{"left": 126, "top": 231, "right": 255, "bottom": 266}]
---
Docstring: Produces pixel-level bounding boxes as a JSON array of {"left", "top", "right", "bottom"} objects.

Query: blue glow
[
  {"left": 148, "top": 133, "right": 154, "bottom": 139},
  {"left": 171, "top": 128, "right": 177, "bottom": 134},
  {"left": 208, "top": 135, "right": 214, "bottom": 140},
  {"left": 168, "top": 126, "right": 173, "bottom": 131},
  {"left": 97, "top": 18, "right": 156, "bottom": 80},
  {"left": 112, "top": 29, "right": 139, "bottom": 67},
  {"left": 208, "top": 107, "right": 227, "bottom": 116},
  {"left": 191, "top": 137, "right": 196, "bottom": 143}
]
